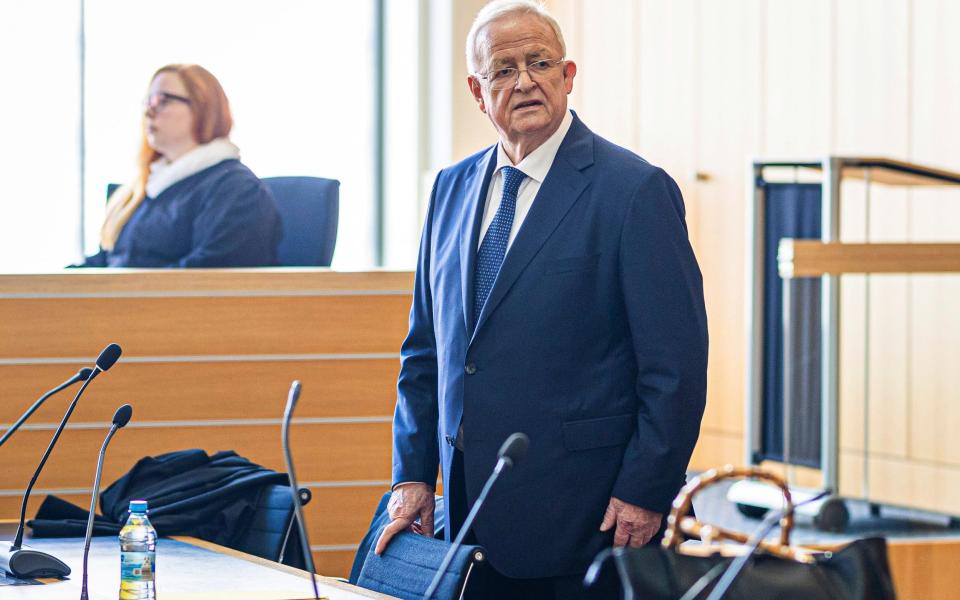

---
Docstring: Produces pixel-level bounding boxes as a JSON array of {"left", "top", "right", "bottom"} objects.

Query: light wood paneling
[
  {"left": 637, "top": 0, "right": 699, "bottom": 237},
  {"left": 313, "top": 550, "right": 359, "bottom": 579},
  {"left": 0, "top": 294, "right": 410, "bottom": 358},
  {"left": 0, "top": 359, "right": 399, "bottom": 424},
  {"left": 763, "top": 0, "right": 832, "bottom": 156},
  {"left": 0, "top": 493, "right": 89, "bottom": 526},
  {"left": 572, "top": 0, "right": 639, "bottom": 152},
  {"left": 886, "top": 539, "right": 960, "bottom": 600},
  {"left": 689, "top": 429, "right": 743, "bottom": 472},
  {"left": 909, "top": 275, "right": 960, "bottom": 466},
  {"left": 693, "top": 0, "right": 762, "bottom": 439},
  {"left": 841, "top": 450, "right": 960, "bottom": 515},
  {"left": 834, "top": 0, "right": 910, "bottom": 156},
  {"left": 908, "top": 0, "right": 960, "bottom": 480},
  {"left": 833, "top": 0, "right": 914, "bottom": 497},
  {"left": 2, "top": 422, "right": 392, "bottom": 489},
  {"left": 305, "top": 486, "right": 387, "bottom": 546},
  {"left": 0, "top": 269, "right": 414, "bottom": 296}
]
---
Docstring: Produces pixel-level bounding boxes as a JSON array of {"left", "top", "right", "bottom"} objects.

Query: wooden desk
[
  {"left": 0, "top": 268, "right": 414, "bottom": 576},
  {"left": 0, "top": 535, "right": 392, "bottom": 599}
]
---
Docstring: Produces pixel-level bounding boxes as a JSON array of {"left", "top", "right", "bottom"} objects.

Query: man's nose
[{"left": 514, "top": 68, "right": 536, "bottom": 91}]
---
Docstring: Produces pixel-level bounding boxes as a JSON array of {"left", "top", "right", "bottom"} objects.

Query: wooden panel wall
[
  {"left": 545, "top": 0, "right": 960, "bottom": 514},
  {"left": 0, "top": 269, "right": 413, "bottom": 578}
]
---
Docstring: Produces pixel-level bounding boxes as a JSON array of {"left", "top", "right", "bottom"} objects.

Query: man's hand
[
  {"left": 374, "top": 482, "right": 435, "bottom": 554},
  {"left": 599, "top": 496, "right": 663, "bottom": 547}
]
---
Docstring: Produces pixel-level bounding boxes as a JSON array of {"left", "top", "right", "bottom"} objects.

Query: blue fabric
[
  {"left": 261, "top": 176, "right": 340, "bottom": 266},
  {"left": 760, "top": 182, "right": 822, "bottom": 467},
  {"left": 349, "top": 491, "right": 448, "bottom": 585},
  {"left": 392, "top": 112, "right": 708, "bottom": 578},
  {"left": 357, "top": 526, "right": 483, "bottom": 600},
  {"left": 473, "top": 166, "right": 525, "bottom": 328},
  {"left": 83, "top": 159, "right": 281, "bottom": 268}
]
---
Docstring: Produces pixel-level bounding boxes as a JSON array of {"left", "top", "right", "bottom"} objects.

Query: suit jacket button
[{"left": 464, "top": 363, "right": 477, "bottom": 375}]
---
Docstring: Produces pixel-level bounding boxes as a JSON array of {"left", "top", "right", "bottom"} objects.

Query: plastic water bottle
[{"left": 119, "top": 499, "right": 157, "bottom": 600}]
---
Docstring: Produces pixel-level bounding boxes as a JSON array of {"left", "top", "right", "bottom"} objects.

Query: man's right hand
[{"left": 374, "top": 482, "right": 435, "bottom": 554}]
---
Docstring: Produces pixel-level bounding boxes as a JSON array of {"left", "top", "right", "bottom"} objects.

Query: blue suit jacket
[{"left": 392, "top": 114, "right": 708, "bottom": 578}]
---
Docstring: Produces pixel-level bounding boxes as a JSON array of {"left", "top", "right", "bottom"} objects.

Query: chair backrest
[
  {"left": 261, "top": 176, "right": 339, "bottom": 267},
  {"left": 350, "top": 491, "right": 480, "bottom": 600},
  {"left": 232, "top": 484, "right": 311, "bottom": 567},
  {"left": 351, "top": 491, "right": 449, "bottom": 583},
  {"left": 357, "top": 527, "right": 484, "bottom": 600}
]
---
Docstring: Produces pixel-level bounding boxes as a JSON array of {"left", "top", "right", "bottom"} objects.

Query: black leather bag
[{"left": 587, "top": 466, "right": 897, "bottom": 600}]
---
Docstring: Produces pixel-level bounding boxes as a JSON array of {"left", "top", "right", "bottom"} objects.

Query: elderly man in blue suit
[{"left": 376, "top": 0, "right": 708, "bottom": 597}]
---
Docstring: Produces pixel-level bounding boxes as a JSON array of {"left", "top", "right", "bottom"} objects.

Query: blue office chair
[
  {"left": 233, "top": 485, "right": 313, "bottom": 568},
  {"left": 350, "top": 491, "right": 484, "bottom": 600},
  {"left": 261, "top": 176, "right": 339, "bottom": 267}
]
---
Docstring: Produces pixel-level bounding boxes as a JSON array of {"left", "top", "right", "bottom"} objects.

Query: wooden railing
[{"left": 0, "top": 268, "right": 413, "bottom": 577}]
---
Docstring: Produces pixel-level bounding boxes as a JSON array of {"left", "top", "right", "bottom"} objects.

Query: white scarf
[{"left": 146, "top": 137, "right": 241, "bottom": 198}]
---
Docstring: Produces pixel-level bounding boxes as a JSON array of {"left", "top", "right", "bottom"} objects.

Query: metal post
[
  {"left": 373, "top": 0, "right": 386, "bottom": 266},
  {"left": 781, "top": 276, "right": 794, "bottom": 484},
  {"left": 745, "top": 160, "right": 766, "bottom": 466},
  {"left": 820, "top": 157, "right": 843, "bottom": 492}
]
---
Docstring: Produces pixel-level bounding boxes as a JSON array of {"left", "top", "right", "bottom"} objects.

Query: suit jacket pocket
[
  {"left": 562, "top": 414, "right": 634, "bottom": 452},
  {"left": 543, "top": 253, "right": 601, "bottom": 275}
]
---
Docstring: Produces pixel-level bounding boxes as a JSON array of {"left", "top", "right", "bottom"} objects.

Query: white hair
[{"left": 465, "top": 0, "right": 567, "bottom": 74}]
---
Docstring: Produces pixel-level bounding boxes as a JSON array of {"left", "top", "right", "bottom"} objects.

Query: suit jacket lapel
[
  {"left": 459, "top": 146, "right": 499, "bottom": 337},
  {"left": 472, "top": 115, "right": 596, "bottom": 339}
]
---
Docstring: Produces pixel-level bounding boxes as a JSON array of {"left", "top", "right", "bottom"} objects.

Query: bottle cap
[{"left": 129, "top": 499, "right": 149, "bottom": 513}]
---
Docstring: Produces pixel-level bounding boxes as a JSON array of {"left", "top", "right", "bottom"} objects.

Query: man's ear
[
  {"left": 467, "top": 76, "right": 487, "bottom": 113},
  {"left": 562, "top": 60, "right": 577, "bottom": 95}
]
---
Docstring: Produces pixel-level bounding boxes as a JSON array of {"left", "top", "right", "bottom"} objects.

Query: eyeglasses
[
  {"left": 143, "top": 91, "right": 191, "bottom": 112},
  {"left": 476, "top": 58, "right": 566, "bottom": 90}
]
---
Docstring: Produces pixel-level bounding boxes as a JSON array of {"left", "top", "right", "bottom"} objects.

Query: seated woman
[{"left": 81, "top": 64, "right": 281, "bottom": 268}]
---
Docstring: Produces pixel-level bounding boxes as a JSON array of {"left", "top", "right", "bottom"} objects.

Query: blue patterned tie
[{"left": 473, "top": 166, "right": 525, "bottom": 328}]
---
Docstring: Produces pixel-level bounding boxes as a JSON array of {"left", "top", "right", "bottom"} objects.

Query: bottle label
[{"left": 121, "top": 551, "right": 156, "bottom": 582}]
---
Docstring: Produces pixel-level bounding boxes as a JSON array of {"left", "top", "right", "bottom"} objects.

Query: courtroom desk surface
[{"left": 0, "top": 535, "right": 391, "bottom": 600}]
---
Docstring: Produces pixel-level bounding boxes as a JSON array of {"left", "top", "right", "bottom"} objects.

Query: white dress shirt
[{"left": 477, "top": 110, "right": 574, "bottom": 251}]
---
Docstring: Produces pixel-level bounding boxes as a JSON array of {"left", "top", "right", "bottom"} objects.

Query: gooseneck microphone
[
  {"left": 0, "top": 367, "right": 94, "bottom": 448},
  {"left": 0, "top": 343, "right": 122, "bottom": 579},
  {"left": 424, "top": 432, "right": 530, "bottom": 600},
  {"left": 81, "top": 404, "right": 132, "bottom": 600},
  {"left": 281, "top": 380, "right": 319, "bottom": 600}
]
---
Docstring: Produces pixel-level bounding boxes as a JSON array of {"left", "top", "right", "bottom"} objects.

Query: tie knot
[{"left": 501, "top": 166, "right": 525, "bottom": 197}]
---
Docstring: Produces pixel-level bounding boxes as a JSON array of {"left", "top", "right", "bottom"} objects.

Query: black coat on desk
[{"left": 27, "top": 449, "right": 288, "bottom": 549}]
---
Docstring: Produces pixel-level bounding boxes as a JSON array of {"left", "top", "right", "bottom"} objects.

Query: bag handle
[{"left": 662, "top": 465, "right": 812, "bottom": 562}]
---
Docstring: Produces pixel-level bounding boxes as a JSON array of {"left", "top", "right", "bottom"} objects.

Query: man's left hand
[{"left": 599, "top": 497, "right": 663, "bottom": 547}]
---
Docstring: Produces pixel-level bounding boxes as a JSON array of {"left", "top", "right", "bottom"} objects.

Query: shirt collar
[{"left": 495, "top": 109, "right": 574, "bottom": 183}]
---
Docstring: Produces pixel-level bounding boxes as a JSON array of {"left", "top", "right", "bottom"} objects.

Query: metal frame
[{"left": 740, "top": 156, "right": 960, "bottom": 527}]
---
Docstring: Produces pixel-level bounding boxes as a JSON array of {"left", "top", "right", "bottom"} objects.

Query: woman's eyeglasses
[{"left": 144, "top": 92, "right": 191, "bottom": 112}]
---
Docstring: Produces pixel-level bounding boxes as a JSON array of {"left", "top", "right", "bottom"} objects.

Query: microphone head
[
  {"left": 287, "top": 380, "right": 302, "bottom": 406},
  {"left": 97, "top": 344, "right": 123, "bottom": 371},
  {"left": 112, "top": 404, "right": 133, "bottom": 428},
  {"left": 95, "top": 343, "right": 122, "bottom": 372},
  {"left": 283, "top": 380, "right": 302, "bottom": 423},
  {"left": 77, "top": 367, "right": 95, "bottom": 381},
  {"left": 497, "top": 432, "right": 529, "bottom": 467}
]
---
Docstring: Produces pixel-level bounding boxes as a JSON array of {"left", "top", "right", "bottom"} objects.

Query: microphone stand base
[{"left": 0, "top": 541, "right": 71, "bottom": 578}]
